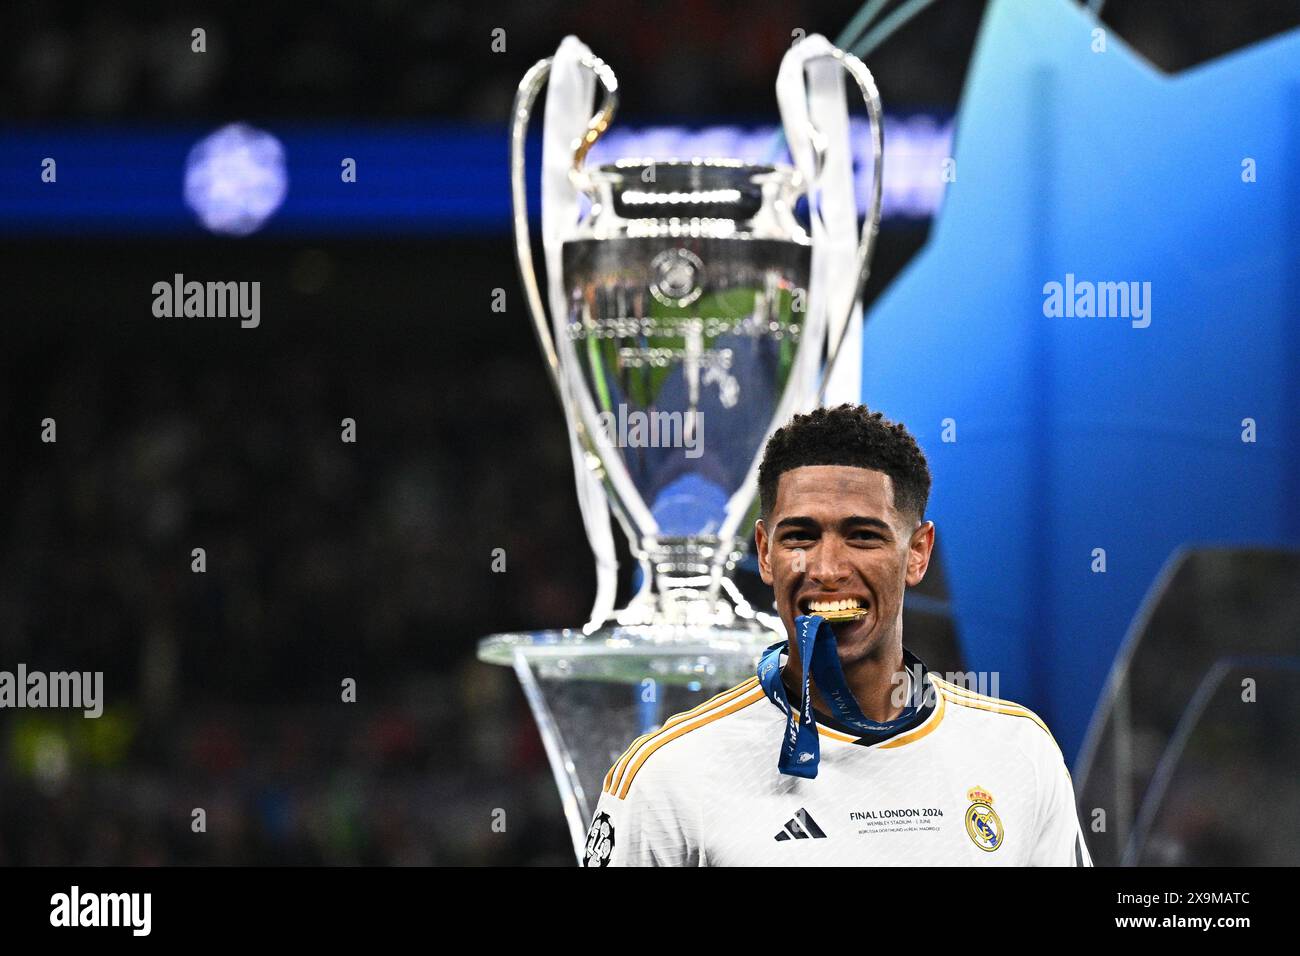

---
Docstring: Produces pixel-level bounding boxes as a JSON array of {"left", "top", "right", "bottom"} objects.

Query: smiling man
[{"left": 582, "top": 404, "right": 1092, "bottom": 866}]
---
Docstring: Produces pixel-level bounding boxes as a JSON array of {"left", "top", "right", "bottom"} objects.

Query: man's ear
[
  {"left": 755, "top": 519, "right": 773, "bottom": 586},
  {"left": 906, "top": 520, "right": 935, "bottom": 587}
]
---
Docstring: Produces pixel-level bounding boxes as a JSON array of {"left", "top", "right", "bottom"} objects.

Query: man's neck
[{"left": 783, "top": 642, "right": 909, "bottom": 724}]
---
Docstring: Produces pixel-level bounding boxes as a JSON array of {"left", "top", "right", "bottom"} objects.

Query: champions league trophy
[{"left": 478, "top": 34, "right": 883, "bottom": 861}]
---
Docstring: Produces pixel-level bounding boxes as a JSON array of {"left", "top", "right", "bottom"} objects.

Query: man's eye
[{"left": 851, "top": 531, "right": 881, "bottom": 540}]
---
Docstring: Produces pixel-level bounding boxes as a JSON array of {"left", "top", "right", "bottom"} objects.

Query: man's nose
[{"left": 808, "top": 536, "right": 852, "bottom": 586}]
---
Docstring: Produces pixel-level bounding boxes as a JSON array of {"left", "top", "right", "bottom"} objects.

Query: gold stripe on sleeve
[
  {"left": 617, "top": 685, "right": 766, "bottom": 799},
  {"left": 603, "top": 677, "right": 760, "bottom": 795}
]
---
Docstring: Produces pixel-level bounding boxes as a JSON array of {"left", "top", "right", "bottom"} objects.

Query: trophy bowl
[{"left": 560, "top": 158, "right": 810, "bottom": 629}]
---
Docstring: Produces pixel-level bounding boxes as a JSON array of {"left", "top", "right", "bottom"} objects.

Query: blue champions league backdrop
[
  {"left": 0, "top": 116, "right": 951, "bottom": 236},
  {"left": 861, "top": 0, "right": 1300, "bottom": 767}
]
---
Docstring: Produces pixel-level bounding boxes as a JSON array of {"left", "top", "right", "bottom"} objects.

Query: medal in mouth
[{"left": 804, "top": 598, "right": 868, "bottom": 622}]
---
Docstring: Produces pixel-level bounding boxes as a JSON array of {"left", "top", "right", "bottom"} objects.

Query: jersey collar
[{"left": 765, "top": 645, "right": 937, "bottom": 747}]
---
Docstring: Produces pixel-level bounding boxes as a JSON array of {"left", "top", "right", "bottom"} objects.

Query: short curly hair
[{"left": 757, "top": 404, "right": 931, "bottom": 523}]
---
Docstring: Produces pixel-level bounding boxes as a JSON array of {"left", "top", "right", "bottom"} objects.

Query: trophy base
[
  {"left": 477, "top": 617, "right": 784, "bottom": 862},
  {"left": 477, "top": 617, "right": 783, "bottom": 685}
]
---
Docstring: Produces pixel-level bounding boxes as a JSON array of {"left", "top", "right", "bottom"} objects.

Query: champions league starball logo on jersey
[
  {"left": 964, "top": 787, "right": 1004, "bottom": 852},
  {"left": 583, "top": 812, "right": 615, "bottom": 866}
]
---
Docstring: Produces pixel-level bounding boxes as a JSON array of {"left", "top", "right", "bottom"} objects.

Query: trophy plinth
[
  {"left": 478, "top": 622, "right": 776, "bottom": 860},
  {"left": 477, "top": 623, "right": 774, "bottom": 684}
]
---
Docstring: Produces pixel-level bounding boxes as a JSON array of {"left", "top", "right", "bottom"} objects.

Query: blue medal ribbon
[{"left": 758, "top": 614, "right": 920, "bottom": 778}]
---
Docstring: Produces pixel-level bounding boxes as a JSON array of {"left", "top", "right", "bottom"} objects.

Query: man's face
[{"left": 755, "top": 465, "right": 935, "bottom": 666}]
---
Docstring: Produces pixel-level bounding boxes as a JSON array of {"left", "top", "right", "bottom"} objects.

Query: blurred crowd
[
  {"left": 5, "top": 0, "right": 981, "bottom": 121},
  {"left": 0, "top": 321, "right": 594, "bottom": 865},
  {"left": 7, "top": 0, "right": 1298, "bottom": 125}
]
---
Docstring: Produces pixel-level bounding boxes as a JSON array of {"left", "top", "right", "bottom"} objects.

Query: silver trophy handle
[
  {"left": 809, "top": 47, "right": 884, "bottom": 404},
  {"left": 509, "top": 52, "right": 649, "bottom": 625},
  {"left": 509, "top": 53, "right": 619, "bottom": 401}
]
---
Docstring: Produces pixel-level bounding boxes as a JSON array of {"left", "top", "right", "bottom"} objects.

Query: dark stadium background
[{"left": 1, "top": 0, "right": 1296, "bottom": 865}]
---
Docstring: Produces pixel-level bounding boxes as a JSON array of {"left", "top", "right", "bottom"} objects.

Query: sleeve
[
  {"left": 1029, "top": 746, "right": 1094, "bottom": 867},
  {"left": 581, "top": 763, "right": 698, "bottom": 867}
]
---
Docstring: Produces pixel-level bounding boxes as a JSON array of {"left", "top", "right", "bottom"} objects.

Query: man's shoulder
[
  {"left": 929, "top": 674, "right": 1065, "bottom": 762},
  {"left": 599, "top": 676, "right": 770, "bottom": 802}
]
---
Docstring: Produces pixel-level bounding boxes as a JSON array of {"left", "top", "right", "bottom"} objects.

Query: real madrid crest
[{"left": 964, "top": 786, "right": 1003, "bottom": 852}]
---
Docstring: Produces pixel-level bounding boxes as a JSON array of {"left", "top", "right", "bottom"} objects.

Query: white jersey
[{"left": 582, "top": 649, "right": 1093, "bottom": 866}]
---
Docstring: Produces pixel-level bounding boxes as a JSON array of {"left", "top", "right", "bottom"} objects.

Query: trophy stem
[{"left": 615, "top": 535, "right": 759, "bottom": 628}]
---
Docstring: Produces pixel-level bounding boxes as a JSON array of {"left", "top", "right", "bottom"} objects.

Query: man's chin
[{"left": 828, "top": 614, "right": 876, "bottom": 659}]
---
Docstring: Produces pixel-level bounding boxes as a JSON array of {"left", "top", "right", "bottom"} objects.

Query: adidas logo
[{"left": 774, "top": 808, "right": 827, "bottom": 841}]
